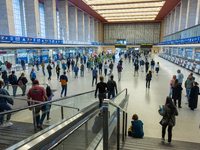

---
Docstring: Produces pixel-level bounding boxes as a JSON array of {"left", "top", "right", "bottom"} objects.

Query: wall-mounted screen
[{"left": 140, "top": 44, "right": 152, "bottom": 48}]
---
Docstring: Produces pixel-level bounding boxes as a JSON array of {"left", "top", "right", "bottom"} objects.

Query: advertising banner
[
  {"left": 41, "top": 55, "right": 49, "bottom": 63},
  {"left": 34, "top": 56, "right": 41, "bottom": 64}
]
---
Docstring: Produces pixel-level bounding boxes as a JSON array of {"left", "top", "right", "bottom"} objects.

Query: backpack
[
  {"left": 81, "top": 64, "right": 84, "bottom": 70},
  {"left": 18, "top": 79, "right": 23, "bottom": 86},
  {"left": 9, "top": 74, "right": 16, "bottom": 84}
]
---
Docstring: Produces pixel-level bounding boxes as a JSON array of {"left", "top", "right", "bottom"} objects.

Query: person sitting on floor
[{"left": 131, "top": 114, "right": 144, "bottom": 138}]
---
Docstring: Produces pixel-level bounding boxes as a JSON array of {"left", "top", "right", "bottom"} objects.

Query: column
[
  {"left": 25, "top": 0, "right": 40, "bottom": 38},
  {"left": 58, "top": 0, "right": 69, "bottom": 41},
  {"left": 84, "top": 14, "right": 90, "bottom": 42},
  {"left": 0, "top": 0, "right": 15, "bottom": 35},
  {"left": 160, "top": 20, "right": 165, "bottom": 42},
  {"left": 174, "top": 5, "right": 180, "bottom": 33},
  {"left": 192, "top": 48, "right": 195, "bottom": 60},
  {"left": 187, "top": 0, "right": 198, "bottom": 28},
  {"left": 179, "top": 0, "right": 188, "bottom": 31},
  {"left": 44, "top": 0, "right": 57, "bottom": 39},
  {"left": 78, "top": 11, "right": 84, "bottom": 42},
  {"left": 68, "top": 6, "right": 78, "bottom": 41},
  {"left": 167, "top": 16, "right": 170, "bottom": 35},
  {"left": 90, "top": 17, "right": 94, "bottom": 42}
]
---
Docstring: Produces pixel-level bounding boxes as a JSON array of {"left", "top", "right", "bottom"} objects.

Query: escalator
[{"left": 1, "top": 88, "right": 129, "bottom": 150}]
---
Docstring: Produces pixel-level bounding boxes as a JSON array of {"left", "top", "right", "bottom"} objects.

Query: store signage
[
  {"left": 180, "top": 39, "right": 185, "bottom": 44},
  {"left": 42, "top": 50, "right": 49, "bottom": 52},
  {"left": 54, "top": 49, "right": 59, "bottom": 52},
  {"left": 41, "top": 55, "right": 48, "bottom": 63},
  {"left": 27, "top": 50, "right": 36, "bottom": 53},
  {"left": 0, "top": 51, "right": 7, "bottom": 54}
]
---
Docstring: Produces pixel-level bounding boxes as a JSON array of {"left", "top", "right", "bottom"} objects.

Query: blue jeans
[
  {"left": 99, "top": 69, "right": 102, "bottom": 75},
  {"left": 104, "top": 69, "right": 107, "bottom": 76},
  {"left": 108, "top": 91, "right": 115, "bottom": 99},
  {"left": 75, "top": 72, "right": 78, "bottom": 77},
  {"left": 0, "top": 103, "right": 12, "bottom": 124},
  {"left": 92, "top": 76, "right": 97, "bottom": 85},
  {"left": 3, "top": 81, "right": 9, "bottom": 90},
  {"left": 57, "top": 72, "right": 60, "bottom": 79},
  {"left": 61, "top": 84, "right": 67, "bottom": 96},
  {"left": 169, "top": 89, "right": 173, "bottom": 97},
  {"left": 36, "top": 65, "right": 39, "bottom": 71},
  {"left": 42, "top": 69, "right": 45, "bottom": 76},
  {"left": 12, "top": 85, "right": 17, "bottom": 97},
  {"left": 186, "top": 89, "right": 191, "bottom": 103},
  {"left": 81, "top": 70, "right": 84, "bottom": 76},
  {"left": 48, "top": 71, "right": 52, "bottom": 79},
  {"left": 35, "top": 106, "right": 46, "bottom": 126}
]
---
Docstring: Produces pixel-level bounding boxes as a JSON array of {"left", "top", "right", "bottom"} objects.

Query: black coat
[
  {"left": 172, "top": 84, "right": 183, "bottom": 100},
  {"left": 189, "top": 86, "right": 200, "bottom": 109}
]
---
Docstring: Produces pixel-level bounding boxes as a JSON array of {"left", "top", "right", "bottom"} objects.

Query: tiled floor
[{"left": 3, "top": 54, "right": 200, "bottom": 144}]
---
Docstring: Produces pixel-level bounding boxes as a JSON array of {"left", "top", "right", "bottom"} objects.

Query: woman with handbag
[
  {"left": 0, "top": 80, "right": 14, "bottom": 127},
  {"left": 158, "top": 97, "right": 178, "bottom": 143}
]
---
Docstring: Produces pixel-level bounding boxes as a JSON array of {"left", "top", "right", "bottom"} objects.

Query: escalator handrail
[
  {"left": 0, "top": 90, "right": 95, "bottom": 115},
  {"left": 110, "top": 88, "right": 127, "bottom": 101},
  {"left": 105, "top": 99, "right": 127, "bottom": 113}
]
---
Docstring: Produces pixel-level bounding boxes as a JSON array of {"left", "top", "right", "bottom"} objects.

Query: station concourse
[{"left": 1, "top": 0, "right": 200, "bottom": 149}]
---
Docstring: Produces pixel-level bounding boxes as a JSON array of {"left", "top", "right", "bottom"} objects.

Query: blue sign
[
  {"left": 54, "top": 49, "right": 59, "bottom": 52},
  {"left": 27, "top": 50, "right": 36, "bottom": 53},
  {"left": 42, "top": 49, "right": 49, "bottom": 52},
  {"left": 171, "top": 40, "right": 175, "bottom": 44},
  {"left": 16, "top": 57, "right": 27, "bottom": 64},
  {"left": 34, "top": 56, "right": 41, "bottom": 64},
  {"left": 45, "top": 39, "right": 48, "bottom": 44},
  {"left": 48, "top": 39, "right": 52, "bottom": 44},
  {"left": 180, "top": 39, "right": 185, "bottom": 44},
  {"left": 20, "top": 37, "right": 27, "bottom": 43},
  {"left": 175, "top": 40, "right": 180, "bottom": 44},
  {"left": 12, "top": 36, "right": 21, "bottom": 43},
  {"left": 59, "top": 40, "right": 63, "bottom": 44},
  {"left": 63, "top": 49, "right": 68, "bottom": 51},
  {"left": 52, "top": 39, "right": 55, "bottom": 44},
  {"left": 55, "top": 40, "right": 58, "bottom": 44},
  {"left": 53, "top": 54, "right": 58, "bottom": 61},
  {"left": 0, "top": 35, "right": 10, "bottom": 42},
  {"left": 41, "top": 55, "right": 49, "bottom": 63},
  {"left": 191, "top": 37, "right": 195, "bottom": 42},
  {"left": 27, "top": 37, "right": 34, "bottom": 43},
  {"left": 35, "top": 38, "right": 41, "bottom": 44},
  {"left": 41, "top": 39, "right": 45, "bottom": 44},
  {"left": 197, "top": 36, "right": 200, "bottom": 42}
]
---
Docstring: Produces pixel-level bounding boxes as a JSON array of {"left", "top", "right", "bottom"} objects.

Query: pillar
[
  {"left": 90, "top": 17, "right": 94, "bottom": 42},
  {"left": 0, "top": 0, "right": 15, "bottom": 35},
  {"left": 179, "top": 0, "right": 188, "bottom": 31},
  {"left": 174, "top": 5, "right": 180, "bottom": 33},
  {"left": 78, "top": 11, "right": 84, "bottom": 42},
  {"left": 167, "top": 16, "right": 170, "bottom": 35},
  {"left": 44, "top": 0, "right": 57, "bottom": 39},
  {"left": 69, "top": 6, "right": 78, "bottom": 41},
  {"left": 84, "top": 14, "right": 90, "bottom": 42},
  {"left": 98, "top": 22, "right": 101, "bottom": 43},
  {"left": 187, "top": 0, "right": 198, "bottom": 28},
  {"left": 25, "top": 0, "right": 40, "bottom": 38},
  {"left": 58, "top": 0, "right": 69, "bottom": 41}
]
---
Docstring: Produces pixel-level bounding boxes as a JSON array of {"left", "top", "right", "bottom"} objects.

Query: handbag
[{"left": 128, "top": 125, "right": 132, "bottom": 136}]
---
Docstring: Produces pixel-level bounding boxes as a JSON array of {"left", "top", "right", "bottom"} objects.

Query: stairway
[{"left": 111, "top": 136, "right": 200, "bottom": 150}]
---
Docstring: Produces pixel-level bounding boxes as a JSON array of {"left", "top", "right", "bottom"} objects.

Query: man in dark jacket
[
  {"left": 109, "top": 61, "right": 114, "bottom": 71},
  {"left": 47, "top": 64, "right": 52, "bottom": 80},
  {"left": 98, "top": 61, "right": 102, "bottom": 75},
  {"left": 21, "top": 59, "right": 25, "bottom": 70},
  {"left": 107, "top": 75, "right": 118, "bottom": 99},
  {"left": 8, "top": 71, "right": 18, "bottom": 97}
]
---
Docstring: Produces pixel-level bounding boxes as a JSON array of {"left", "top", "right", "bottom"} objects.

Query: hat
[{"left": 33, "top": 80, "right": 39, "bottom": 85}]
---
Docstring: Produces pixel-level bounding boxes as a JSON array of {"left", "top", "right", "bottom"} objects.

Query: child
[
  {"left": 130, "top": 114, "right": 144, "bottom": 138},
  {"left": 46, "top": 86, "right": 54, "bottom": 123}
]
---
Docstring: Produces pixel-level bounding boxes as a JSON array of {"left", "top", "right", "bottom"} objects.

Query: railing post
[
  {"left": 125, "top": 88, "right": 127, "bottom": 96},
  {"left": 103, "top": 99, "right": 109, "bottom": 150},
  {"left": 122, "top": 111, "right": 125, "bottom": 142},
  {"left": 61, "top": 106, "right": 64, "bottom": 120},
  {"left": 125, "top": 113, "right": 127, "bottom": 137},
  {"left": 117, "top": 107, "right": 120, "bottom": 150},
  {"left": 32, "top": 107, "right": 37, "bottom": 132},
  {"left": 85, "top": 122, "right": 88, "bottom": 148}
]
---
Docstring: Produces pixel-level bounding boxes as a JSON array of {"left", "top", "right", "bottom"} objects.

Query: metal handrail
[
  {"left": 0, "top": 90, "right": 95, "bottom": 115},
  {"left": 110, "top": 88, "right": 127, "bottom": 101},
  {"left": 105, "top": 99, "right": 127, "bottom": 113}
]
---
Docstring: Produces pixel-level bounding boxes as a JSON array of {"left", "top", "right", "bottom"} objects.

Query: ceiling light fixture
[
  {"left": 101, "top": 12, "right": 159, "bottom": 17},
  {"left": 107, "top": 18, "right": 155, "bottom": 22},
  {"left": 105, "top": 16, "right": 156, "bottom": 20}
]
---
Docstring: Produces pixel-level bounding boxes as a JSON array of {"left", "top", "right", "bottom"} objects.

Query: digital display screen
[{"left": 140, "top": 44, "right": 152, "bottom": 48}]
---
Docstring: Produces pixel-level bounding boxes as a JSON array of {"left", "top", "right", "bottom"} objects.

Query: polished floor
[{"left": 3, "top": 53, "right": 200, "bottom": 144}]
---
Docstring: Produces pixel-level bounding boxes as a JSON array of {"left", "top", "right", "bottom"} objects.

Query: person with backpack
[
  {"left": 109, "top": 61, "right": 114, "bottom": 71},
  {"left": 92, "top": 67, "right": 98, "bottom": 86},
  {"left": 30, "top": 68, "right": 36, "bottom": 82},
  {"left": 98, "top": 61, "right": 102, "bottom": 75},
  {"left": 46, "top": 86, "right": 54, "bottom": 123},
  {"left": 6, "top": 61, "right": 12, "bottom": 73},
  {"left": 0, "top": 80, "right": 14, "bottom": 127},
  {"left": 2, "top": 70, "right": 9, "bottom": 90},
  {"left": 146, "top": 71, "right": 152, "bottom": 88},
  {"left": 56, "top": 65, "right": 60, "bottom": 80},
  {"left": 47, "top": 63, "right": 52, "bottom": 80},
  {"left": 8, "top": 71, "right": 18, "bottom": 97},
  {"left": 158, "top": 97, "right": 178, "bottom": 143},
  {"left": 60, "top": 71, "right": 68, "bottom": 97},
  {"left": 17, "top": 73, "right": 28, "bottom": 96},
  {"left": 151, "top": 59, "right": 155, "bottom": 73},
  {"left": 74, "top": 64, "right": 79, "bottom": 78},
  {"left": 117, "top": 62, "right": 123, "bottom": 81},
  {"left": 41, "top": 60, "right": 45, "bottom": 76},
  {"left": 80, "top": 63, "right": 84, "bottom": 77},
  {"left": 107, "top": 75, "right": 118, "bottom": 99}
]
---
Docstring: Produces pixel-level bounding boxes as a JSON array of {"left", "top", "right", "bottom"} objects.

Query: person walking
[
  {"left": 35, "top": 59, "right": 39, "bottom": 71},
  {"left": 46, "top": 86, "right": 54, "bottom": 123},
  {"left": 92, "top": 67, "right": 98, "bottom": 86},
  {"left": 169, "top": 75, "right": 176, "bottom": 97},
  {"left": 8, "top": 71, "right": 18, "bottom": 97},
  {"left": 146, "top": 71, "right": 152, "bottom": 88},
  {"left": 172, "top": 79, "right": 183, "bottom": 108},
  {"left": 17, "top": 73, "right": 28, "bottom": 96},
  {"left": 150, "top": 59, "right": 155, "bottom": 73},
  {"left": 189, "top": 82, "right": 200, "bottom": 110},
  {"left": 95, "top": 76, "right": 108, "bottom": 107},
  {"left": 67, "top": 59, "right": 71, "bottom": 72},
  {"left": 109, "top": 61, "right": 114, "bottom": 71},
  {"left": 62, "top": 61, "right": 66, "bottom": 72},
  {"left": 128, "top": 54, "right": 131, "bottom": 63},
  {"left": 74, "top": 64, "right": 79, "bottom": 78},
  {"left": 52, "top": 57, "right": 55, "bottom": 68},
  {"left": 30, "top": 68, "right": 36, "bottom": 82},
  {"left": 84, "top": 55, "right": 86, "bottom": 64},
  {"left": 71, "top": 59, "right": 75, "bottom": 71},
  {"left": 87, "top": 60, "right": 91, "bottom": 72},
  {"left": 104, "top": 61, "right": 108, "bottom": 76},
  {"left": 21, "top": 59, "right": 25, "bottom": 70},
  {"left": 47, "top": 63, "right": 52, "bottom": 80},
  {"left": 155, "top": 62, "right": 160, "bottom": 76},
  {"left": 2, "top": 70, "right": 9, "bottom": 90},
  {"left": 80, "top": 63, "right": 84, "bottom": 77},
  {"left": 141, "top": 59, "right": 144, "bottom": 72},
  {"left": 145, "top": 60, "right": 149, "bottom": 73},
  {"left": 1, "top": 63, "right": 6, "bottom": 73},
  {"left": 6, "top": 61, "right": 12, "bottom": 73},
  {"left": 117, "top": 62, "right": 123, "bottom": 81},
  {"left": 56, "top": 65, "right": 60, "bottom": 80},
  {"left": 107, "top": 75, "right": 118, "bottom": 99},
  {"left": 119, "top": 59, "right": 123, "bottom": 66},
  {"left": 98, "top": 61, "right": 102, "bottom": 75},
  {"left": 60, "top": 71, "right": 68, "bottom": 97},
  {"left": 41, "top": 60, "right": 45, "bottom": 76},
  {"left": 158, "top": 97, "right": 178, "bottom": 143},
  {"left": 176, "top": 70, "right": 184, "bottom": 86},
  {"left": 134, "top": 61, "right": 139, "bottom": 76},
  {"left": 27, "top": 80, "right": 48, "bottom": 130},
  {"left": 0, "top": 80, "right": 14, "bottom": 127},
  {"left": 185, "top": 75, "right": 194, "bottom": 104}
]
